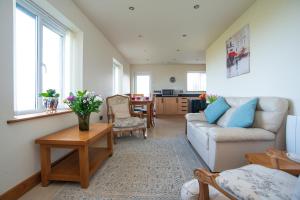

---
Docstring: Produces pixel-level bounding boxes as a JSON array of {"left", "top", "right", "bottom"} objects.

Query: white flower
[
  {"left": 83, "top": 100, "right": 87, "bottom": 103},
  {"left": 95, "top": 96, "right": 102, "bottom": 102}
]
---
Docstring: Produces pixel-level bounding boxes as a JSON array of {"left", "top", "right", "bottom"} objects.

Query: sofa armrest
[
  {"left": 185, "top": 112, "right": 207, "bottom": 122},
  {"left": 209, "top": 128, "right": 275, "bottom": 142}
]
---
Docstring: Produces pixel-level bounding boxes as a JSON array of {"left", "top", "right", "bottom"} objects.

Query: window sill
[{"left": 7, "top": 109, "right": 73, "bottom": 124}]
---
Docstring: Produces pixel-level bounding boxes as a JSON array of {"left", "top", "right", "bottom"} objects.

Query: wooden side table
[
  {"left": 35, "top": 123, "right": 113, "bottom": 188},
  {"left": 245, "top": 149, "right": 300, "bottom": 176}
]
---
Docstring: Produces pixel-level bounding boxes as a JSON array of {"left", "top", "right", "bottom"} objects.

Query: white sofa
[{"left": 185, "top": 97, "right": 289, "bottom": 172}]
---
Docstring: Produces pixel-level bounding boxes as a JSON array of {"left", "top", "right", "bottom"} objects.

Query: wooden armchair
[
  {"left": 106, "top": 95, "right": 147, "bottom": 144},
  {"left": 194, "top": 169, "right": 234, "bottom": 200},
  {"left": 194, "top": 149, "right": 300, "bottom": 200}
]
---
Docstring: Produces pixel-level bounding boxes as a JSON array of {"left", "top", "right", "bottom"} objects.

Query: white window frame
[
  {"left": 186, "top": 71, "right": 206, "bottom": 92},
  {"left": 134, "top": 73, "right": 151, "bottom": 97},
  {"left": 15, "top": 0, "right": 69, "bottom": 115},
  {"left": 112, "top": 58, "right": 123, "bottom": 95}
]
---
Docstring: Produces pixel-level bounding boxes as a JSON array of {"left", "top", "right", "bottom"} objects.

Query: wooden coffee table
[
  {"left": 245, "top": 148, "right": 300, "bottom": 176},
  {"left": 35, "top": 123, "right": 113, "bottom": 188}
]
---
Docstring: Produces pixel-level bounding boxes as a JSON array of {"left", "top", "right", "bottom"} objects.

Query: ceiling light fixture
[
  {"left": 138, "top": 34, "right": 143, "bottom": 38},
  {"left": 182, "top": 34, "right": 187, "bottom": 38},
  {"left": 176, "top": 49, "right": 180, "bottom": 52},
  {"left": 194, "top": 4, "right": 200, "bottom": 9},
  {"left": 129, "top": 6, "right": 135, "bottom": 11}
]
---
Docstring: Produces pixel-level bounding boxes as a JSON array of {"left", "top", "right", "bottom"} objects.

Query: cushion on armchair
[
  {"left": 181, "top": 178, "right": 227, "bottom": 200},
  {"left": 216, "top": 164, "right": 297, "bottom": 200},
  {"left": 111, "top": 103, "right": 131, "bottom": 118},
  {"left": 114, "top": 117, "right": 145, "bottom": 128},
  {"left": 204, "top": 97, "right": 230, "bottom": 124}
]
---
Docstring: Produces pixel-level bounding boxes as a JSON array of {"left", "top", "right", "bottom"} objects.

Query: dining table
[{"left": 130, "top": 97, "right": 154, "bottom": 128}]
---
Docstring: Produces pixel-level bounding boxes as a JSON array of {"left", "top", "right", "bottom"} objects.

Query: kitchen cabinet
[
  {"left": 177, "top": 97, "right": 188, "bottom": 114},
  {"left": 156, "top": 97, "right": 164, "bottom": 114},
  {"left": 163, "top": 97, "right": 178, "bottom": 114},
  {"left": 155, "top": 97, "right": 189, "bottom": 115}
]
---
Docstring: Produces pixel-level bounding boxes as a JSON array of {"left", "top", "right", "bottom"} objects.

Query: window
[
  {"left": 112, "top": 59, "right": 123, "bottom": 94},
  {"left": 135, "top": 74, "right": 150, "bottom": 97},
  {"left": 187, "top": 72, "right": 206, "bottom": 92},
  {"left": 15, "top": 1, "right": 70, "bottom": 114}
]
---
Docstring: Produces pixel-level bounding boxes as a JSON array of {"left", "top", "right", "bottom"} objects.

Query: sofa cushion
[
  {"left": 227, "top": 98, "right": 258, "bottom": 128},
  {"left": 216, "top": 108, "right": 235, "bottom": 127},
  {"left": 253, "top": 110, "right": 287, "bottom": 133},
  {"left": 209, "top": 127, "right": 275, "bottom": 142},
  {"left": 204, "top": 97, "right": 230, "bottom": 124},
  {"left": 189, "top": 121, "right": 219, "bottom": 128},
  {"left": 223, "top": 97, "right": 288, "bottom": 133},
  {"left": 216, "top": 164, "right": 297, "bottom": 200}
]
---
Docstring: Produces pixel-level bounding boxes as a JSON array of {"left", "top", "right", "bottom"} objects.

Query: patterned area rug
[{"left": 54, "top": 136, "right": 204, "bottom": 199}]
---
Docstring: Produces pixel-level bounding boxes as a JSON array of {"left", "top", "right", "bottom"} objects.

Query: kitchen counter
[{"left": 154, "top": 93, "right": 201, "bottom": 97}]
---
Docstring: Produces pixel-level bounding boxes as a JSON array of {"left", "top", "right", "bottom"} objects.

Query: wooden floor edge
[{"left": 0, "top": 150, "right": 76, "bottom": 200}]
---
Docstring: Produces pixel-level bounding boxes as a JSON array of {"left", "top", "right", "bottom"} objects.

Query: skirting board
[{"left": 0, "top": 150, "right": 76, "bottom": 200}]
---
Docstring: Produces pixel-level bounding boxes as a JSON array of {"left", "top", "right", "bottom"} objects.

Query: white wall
[
  {"left": 206, "top": 0, "right": 300, "bottom": 115},
  {"left": 130, "top": 64, "right": 206, "bottom": 93},
  {"left": 0, "top": 0, "right": 129, "bottom": 194}
]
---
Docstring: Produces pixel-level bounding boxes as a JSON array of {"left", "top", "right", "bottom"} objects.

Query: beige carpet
[
  {"left": 54, "top": 137, "right": 204, "bottom": 199},
  {"left": 21, "top": 117, "right": 206, "bottom": 200}
]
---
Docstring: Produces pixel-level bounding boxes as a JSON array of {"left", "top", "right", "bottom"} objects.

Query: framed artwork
[{"left": 226, "top": 25, "right": 250, "bottom": 78}]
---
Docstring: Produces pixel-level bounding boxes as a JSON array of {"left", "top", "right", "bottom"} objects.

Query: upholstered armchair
[
  {"left": 191, "top": 165, "right": 299, "bottom": 200},
  {"left": 106, "top": 95, "right": 147, "bottom": 143}
]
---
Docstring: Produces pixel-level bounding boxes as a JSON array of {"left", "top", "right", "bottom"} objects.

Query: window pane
[
  {"left": 113, "top": 60, "right": 123, "bottom": 95},
  {"left": 113, "top": 65, "right": 120, "bottom": 94},
  {"left": 200, "top": 73, "right": 207, "bottom": 91},
  {"left": 15, "top": 7, "right": 37, "bottom": 112},
  {"left": 187, "top": 72, "right": 206, "bottom": 91},
  {"left": 42, "top": 26, "right": 62, "bottom": 95},
  {"left": 136, "top": 75, "right": 150, "bottom": 97}
]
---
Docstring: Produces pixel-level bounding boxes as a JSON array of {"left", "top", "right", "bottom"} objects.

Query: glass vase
[
  {"left": 43, "top": 97, "right": 59, "bottom": 113},
  {"left": 77, "top": 113, "right": 90, "bottom": 131}
]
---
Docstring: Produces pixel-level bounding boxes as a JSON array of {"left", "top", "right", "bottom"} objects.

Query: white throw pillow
[
  {"left": 293, "top": 176, "right": 300, "bottom": 200},
  {"left": 111, "top": 103, "right": 131, "bottom": 119}
]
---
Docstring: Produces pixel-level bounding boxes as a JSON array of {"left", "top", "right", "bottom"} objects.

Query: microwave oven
[{"left": 162, "top": 89, "right": 175, "bottom": 96}]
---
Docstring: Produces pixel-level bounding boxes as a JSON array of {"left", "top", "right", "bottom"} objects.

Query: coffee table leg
[
  {"left": 40, "top": 145, "right": 51, "bottom": 187},
  {"left": 147, "top": 103, "right": 151, "bottom": 128},
  {"left": 107, "top": 129, "right": 113, "bottom": 156},
  {"left": 79, "top": 145, "right": 89, "bottom": 188}
]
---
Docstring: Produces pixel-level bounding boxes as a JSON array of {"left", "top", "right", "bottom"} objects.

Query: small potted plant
[
  {"left": 39, "top": 89, "right": 60, "bottom": 113},
  {"left": 206, "top": 94, "right": 218, "bottom": 104},
  {"left": 64, "top": 90, "right": 103, "bottom": 131}
]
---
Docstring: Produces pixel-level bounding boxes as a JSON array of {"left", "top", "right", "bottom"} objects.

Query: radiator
[{"left": 286, "top": 115, "right": 300, "bottom": 161}]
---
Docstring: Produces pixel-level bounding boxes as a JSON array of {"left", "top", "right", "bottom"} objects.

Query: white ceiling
[{"left": 73, "top": 0, "right": 255, "bottom": 65}]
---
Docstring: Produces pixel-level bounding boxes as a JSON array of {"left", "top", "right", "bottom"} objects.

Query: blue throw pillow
[
  {"left": 204, "top": 97, "right": 230, "bottom": 124},
  {"left": 227, "top": 98, "right": 258, "bottom": 128}
]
